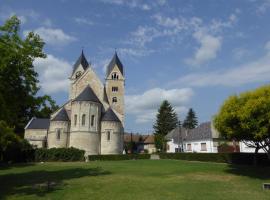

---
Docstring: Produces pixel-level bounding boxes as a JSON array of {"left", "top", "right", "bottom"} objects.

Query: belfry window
[
  {"left": 56, "top": 129, "right": 61, "bottom": 140},
  {"left": 91, "top": 115, "right": 95, "bottom": 127},
  {"left": 112, "top": 97, "right": 117, "bottom": 103},
  {"left": 107, "top": 131, "right": 111, "bottom": 141},
  {"left": 74, "top": 114, "right": 77, "bottom": 126},
  {"left": 112, "top": 87, "right": 118, "bottom": 92},
  {"left": 111, "top": 72, "right": 119, "bottom": 80},
  {"left": 82, "top": 114, "right": 86, "bottom": 126}
]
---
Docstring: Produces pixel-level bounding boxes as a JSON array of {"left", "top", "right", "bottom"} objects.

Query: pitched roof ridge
[
  {"left": 51, "top": 107, "right": 69, "bottom": 121},
  {"left": 74, "top": 85, "right": 101, "bottom": 103},
  {"left": 101, "top": 107, "right": 121, "bottom": 122}
]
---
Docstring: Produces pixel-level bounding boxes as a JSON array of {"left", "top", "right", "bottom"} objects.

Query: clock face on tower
[{"left": 75, "top": 71, "right": 82, "bottom": 79}]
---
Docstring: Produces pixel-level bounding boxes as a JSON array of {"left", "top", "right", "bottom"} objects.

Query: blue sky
[{"left": 1, "top": 0, "right": 270, "bottom": 133}]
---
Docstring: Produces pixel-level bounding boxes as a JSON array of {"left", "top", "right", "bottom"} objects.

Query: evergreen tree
[
  {"left": 153, "top": 100, "right": 178, "bottom": 151},
  {"left": 0, "top": 16, "right": 58, "bottom": 135},
  {"left": 183, "top": 108, "right": 198, "bottom": 129}
]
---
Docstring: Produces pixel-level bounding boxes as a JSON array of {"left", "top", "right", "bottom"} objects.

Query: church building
[{"left": 24, "top": 51, "right": 125, "bottom": 155}]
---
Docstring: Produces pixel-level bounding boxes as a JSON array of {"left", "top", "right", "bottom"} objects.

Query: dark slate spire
[
  {"left": 72, "top": 50, "right": 89, "bottom": 75},
  {"left": 74, "top": 86, "right": 101, "bottom": 103},
  {"left": 51, "top": 108, "right": 69, "bottom": 121},
  {"left": 106, "top": 52, "right": 124, "bottom": 78},
  {"left": 101, "top": 108, "right": 121, "bottom": 122}
]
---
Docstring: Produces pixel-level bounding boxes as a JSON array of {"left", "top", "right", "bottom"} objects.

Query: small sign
[{"left": 263, "top": 183, "right": 270, "bottom": 190}]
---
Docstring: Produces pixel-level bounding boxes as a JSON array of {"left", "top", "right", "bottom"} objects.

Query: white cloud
[
  {"left": 74, "top": 17, "right": 94, "bottom": 26},
  {"left": 186, "top": 30, "right": 222, "bottom": 66},
  {"left": 24, "top": 27, "right": 77, "bottom": 46},
  {"left": 0, "top": 7, "right": 39, "bottom": 25},
  {"left": 170, "top": 46, "right": 270, "bottom": 87},
  {"left": 100, "top": 0, "right": 151, "bottom": 11},
  {"left": 256, "top": 0, "right": 270, "bottom": 14},
  {"left": 232, "top": 48, "right": 250, "bottom": 60},
  {"left": 34, "top": 54, "right": 72, "bottom": 94},
  {"left": 125, "top": 88, "right": 194, "bottom": 123}
]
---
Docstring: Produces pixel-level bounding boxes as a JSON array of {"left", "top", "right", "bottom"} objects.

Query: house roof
[
  {"left": 106, "top": 52, "right": 124, "bottom": 77},
  {"left": 74, "top": 86, "right": 101, "bottom": 103},
  {"left": 144, "top": 135, "right": 155, "bottom": 144},
  {"left": 25, "top": 118, "right": 50, "bottom": 130},
  {"left": 123, "top": 133, "right": 154, "bottom": 144},
  {"left": 51, "top": 108, "right": 70, "bottom": 121},
  {"left": 101, "top": 108, "right": 121, "bottom": 122},
  {"left": 165, "top": 122, "right": 213, "bottom": 142},
  {"left": 72, "top": 50, "right": 89, "bottom": 75}
]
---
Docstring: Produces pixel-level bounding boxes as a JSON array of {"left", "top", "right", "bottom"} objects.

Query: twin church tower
[{"left": 25, "top": 51, "right": 125, "bottom": 155}]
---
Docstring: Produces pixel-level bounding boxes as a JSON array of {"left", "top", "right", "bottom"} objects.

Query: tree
[
  {"left": 153, "top": 100, "right": 178, "bottom": 152},
  {"left": 183, "top": 108, "right": 198, "bottom": 129},
  {"left": 0, "top": 16, "right": 57, "bottom": 135},
  {"left": 214, "top": 85, "right": 270, "bottom": 160}
]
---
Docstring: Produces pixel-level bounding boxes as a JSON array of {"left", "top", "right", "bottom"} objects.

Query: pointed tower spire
[
  {"left": 72, "top": 50, "right": 89, "bottom": 75},
  {"left": 106, "top": 51, "right": 124, "bottom": 78}
]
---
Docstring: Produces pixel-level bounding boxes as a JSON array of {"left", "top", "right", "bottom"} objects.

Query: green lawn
[{"left": 0, "top": 160, "right": 270, "bottom": 200}]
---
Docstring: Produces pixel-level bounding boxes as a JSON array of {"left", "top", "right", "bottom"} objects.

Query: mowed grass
[{"left": 0, "top": 160, "right": 270, "bottom": 200}]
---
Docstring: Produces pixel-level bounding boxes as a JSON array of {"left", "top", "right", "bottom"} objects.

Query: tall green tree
[
  {"left": 214, "top": 85, "right": 270, "bottom": 160},
  {"left": 153, "top": 100, "right": 178, "bottom": 151},
  {"left": 183, "top": 108, "right": 198, "bottom": 129},
  {"left": 0, "top": 16, "right": 57, "bottom": 135}
]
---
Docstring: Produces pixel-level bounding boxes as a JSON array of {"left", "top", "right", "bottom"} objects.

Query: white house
[
  {"left": 165, "top": 122, "right": 220, "bottom": 153},
  {"left": 239, "top": 141, "right": 265, "bottom": 153}
]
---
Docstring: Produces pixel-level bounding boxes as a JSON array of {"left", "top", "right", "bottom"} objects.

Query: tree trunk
[{"left": 253, "top": 146, "right": 259, "bottom": 166}]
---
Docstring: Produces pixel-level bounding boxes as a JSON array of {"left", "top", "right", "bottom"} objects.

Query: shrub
[
  {"left": 35, "top": 147, "right": 85, "bottom": 162},
  {"left": 88, "top": 154, "right": 150, "bottom": 161},
  {"left": 158, "top": 153, "right": 270, "bottom": 166}
]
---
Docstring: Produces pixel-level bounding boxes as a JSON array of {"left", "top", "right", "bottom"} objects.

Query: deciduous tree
[{"left": 214, "top": 85, "right": 270, "bottom": 160}]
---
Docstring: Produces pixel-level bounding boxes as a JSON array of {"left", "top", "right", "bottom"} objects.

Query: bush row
[
  {"left": 159, "top": 153, "right": 270, "bottom": 166},
  {"left": 35, "top": 147, "right": 85, "bottom": 162},
  {"left": 88, "top": 154, "right": 150, "bottom": 161}
]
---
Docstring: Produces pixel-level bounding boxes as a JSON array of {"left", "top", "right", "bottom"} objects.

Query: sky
[{"left": 1, "top": 0, "right": 270, "bottom": 133}]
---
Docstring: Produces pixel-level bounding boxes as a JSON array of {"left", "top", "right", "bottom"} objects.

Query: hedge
[
  {"left": 88, "top": 154, "right": 150, "bottom": 161},
  {"left": 158, "top": 153, "right": 270, "bottom": 166},
  {"left": 35, "top": 147, "right": 85, "bottom": 162}
]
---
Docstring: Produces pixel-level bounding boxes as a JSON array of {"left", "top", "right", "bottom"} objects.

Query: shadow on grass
[
  {"left": 225, "top": 164, "right": 270, "bottom": 180},
  {"left": 0, "top": 166, "right": 111, "bottom": 198},
  {"left": 0, "top": 163, "right": 35, "bottom": 170}
]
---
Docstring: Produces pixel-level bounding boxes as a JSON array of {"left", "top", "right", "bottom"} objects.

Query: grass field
[{"left": 0, "top": 160, "right": 270, "bottom": 200}]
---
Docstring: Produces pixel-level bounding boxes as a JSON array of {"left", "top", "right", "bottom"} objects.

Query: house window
[
  {"left": 112, "top": 97, "right": 117, "bottom": 103},
  {"left": 107, "top": 131, "right": 111, "bottom": 141},
  {"left": 56, "top": 129, "right": 61, "bottom": 140},
  {"left": 111, "top": 72, "right": 119, "bottom": 80},
  {"left": 187, "top": 144, "right": 192, "bottom": 151},
  {"left": 112, "top": 86, "right": 118, "bottom": 92},
  {"left": 201, "top": 143, "right": 207, "bottom": 151},
  {"left": 74, "top": 114, "right": 77, "bottom": 126},
  {"left": 82, "top": 114, "right": 86, "bottom": 126},
  {"left": 91, "top": 115, "right": 95, "bottom": 127}
]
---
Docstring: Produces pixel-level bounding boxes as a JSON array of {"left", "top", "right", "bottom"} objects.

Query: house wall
[
  {"left": 167, "top": 139, "right": 218, "bottom": 153},
  {"left": 144, "top": 143, "right": 156, "bottom": 154},
  {"left": 239, "top": 142, "right": 265, "bottom": 153},
  {"left": 24, "top": 129, "right": 47, "bottom": 148}
]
